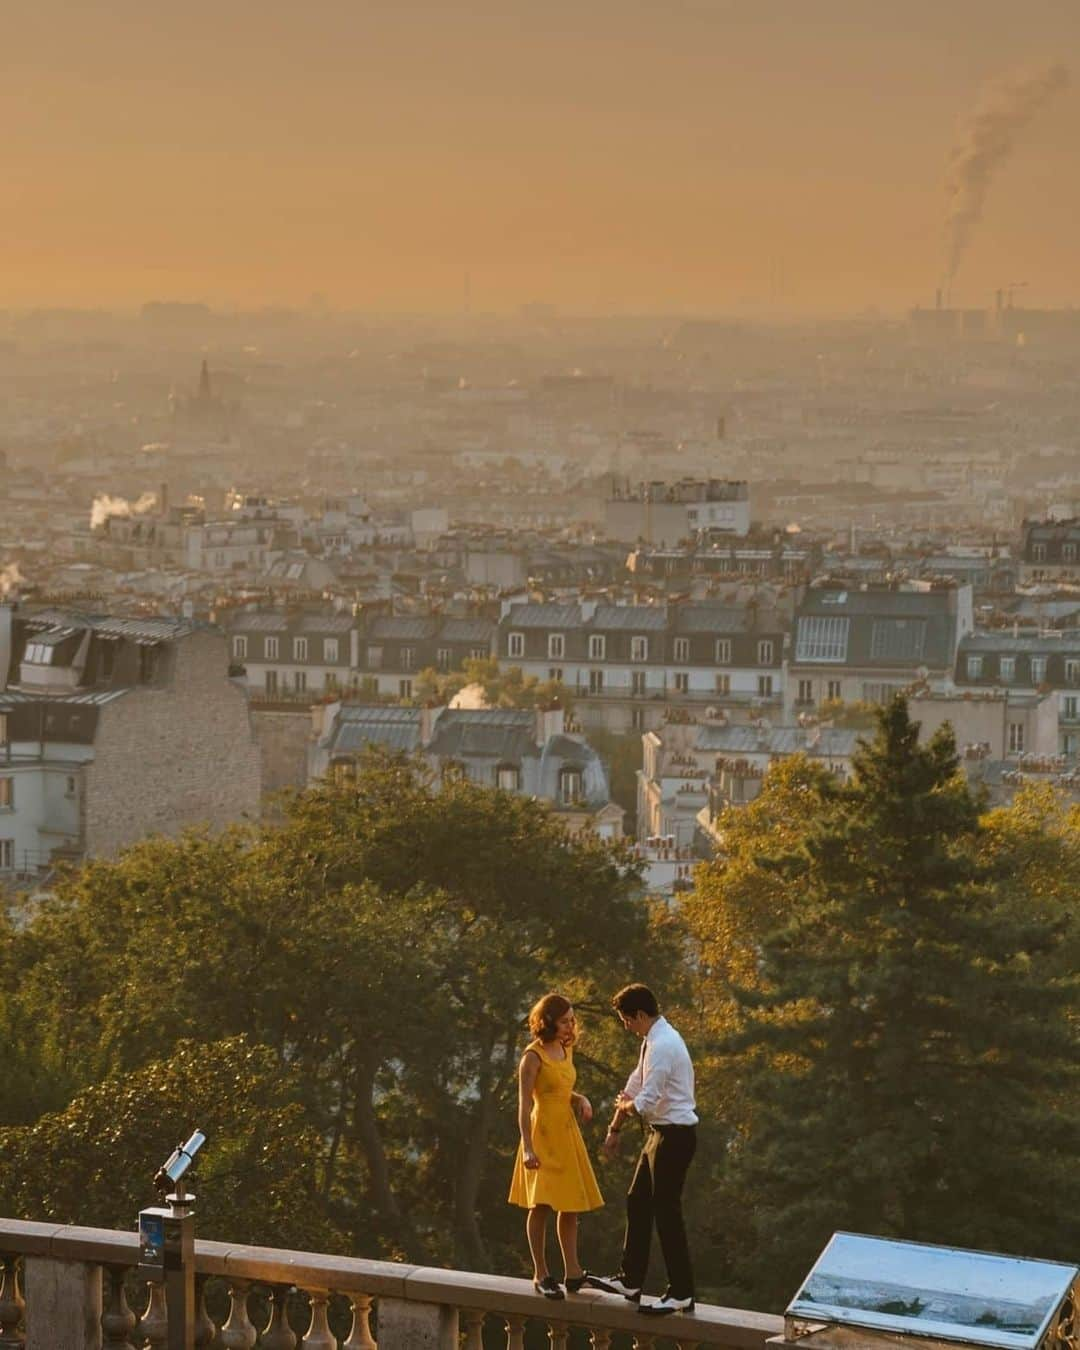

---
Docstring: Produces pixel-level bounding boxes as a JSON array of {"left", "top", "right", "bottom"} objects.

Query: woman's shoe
[
  {"left": 565, "top": 1271, "right": 590, "bottom": 1294},
  {"left": 534, "top": 1276, "right": 566, "bottom": 1300}
]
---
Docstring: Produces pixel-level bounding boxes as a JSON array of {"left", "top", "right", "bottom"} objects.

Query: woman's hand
[
  {"left": 575, "top": 1094, "right": 593, "bottom": 1124},
  {"left": 523, "top": 1149, "right": 541, "bottom": 1170}
]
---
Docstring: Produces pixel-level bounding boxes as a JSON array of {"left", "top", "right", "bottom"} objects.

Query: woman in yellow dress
[{"left": 508, "top": 992, "right": 604, "bottom": 1299}]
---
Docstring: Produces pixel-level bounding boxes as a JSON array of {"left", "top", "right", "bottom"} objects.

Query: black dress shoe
[{"left": 534, "top": 1276, "right": 565, "bottom": 1300}]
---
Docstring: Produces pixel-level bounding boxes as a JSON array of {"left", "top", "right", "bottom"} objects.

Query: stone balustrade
[{"left": 0, "top": 1217, "right": 782, "bottom": 1349}]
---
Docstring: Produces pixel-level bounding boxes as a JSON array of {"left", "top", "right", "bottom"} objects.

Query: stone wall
[
  {"left": 249, "top": 706, "right": 314, "bottom": 802},
  {"left": 83, "top": 630, "right": 261, "bottom": 857}
]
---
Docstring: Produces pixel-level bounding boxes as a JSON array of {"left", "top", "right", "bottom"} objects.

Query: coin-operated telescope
[{"left": 138, "top": 1130, "right": 206, "bottom": 1350}]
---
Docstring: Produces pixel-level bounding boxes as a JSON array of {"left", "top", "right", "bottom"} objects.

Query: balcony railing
[{"left": 0, "top": 1217, "right": 782, "bottom": 1349}]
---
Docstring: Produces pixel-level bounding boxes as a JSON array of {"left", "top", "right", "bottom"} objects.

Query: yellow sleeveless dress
[{"left": 508, "top": 1040, "right": 604, "bottom": 1213}]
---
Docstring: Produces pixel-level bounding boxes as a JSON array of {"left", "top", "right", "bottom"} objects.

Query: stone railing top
[{"left": 0, "top": 1217, "right": 783, "bottom": 1347}]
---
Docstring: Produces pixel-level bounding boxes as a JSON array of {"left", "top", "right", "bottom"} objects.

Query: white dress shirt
[{"left": 622, "top": 1015, "right": 698, "bottom": 1126}]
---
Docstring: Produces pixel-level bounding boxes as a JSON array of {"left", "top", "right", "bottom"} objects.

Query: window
[
  {"left": 631, "top": 671, "right": 646, "bottom": 695},
  {"left": 0, "top": 840, "right": 11, "bottom": 871},
  {"left": 795, "top": 615, "right": 849, "bottom": 663},
  {"left": 589, "top": 634, "right": 606, "bottom": 660},
  {"left": 630, "top": 636, "right": 649, "bottom": 662},
  {"left": 757, "top": 674, "right": 774, "bottom": 697},
  {"left": 589, "top": 669, "right": 604, "bottom": 694},
  {"left": 367, "top": 645, "right": 383, "bottom": 669},
  {"left": 1031, "top": 656, "right": 1047, "bottom": 686},
  {"left": 66, "top": 776, "right": 77, "bottom": 797},
  {"left": 508, "top": 632, "right": 525, "bottom": 658},
  {"left": 0, "top": 714, "right": 6, "bottom": 745},
  {"left": 469, "top": 646, "right": 487, "bottom": 660},
  {"left": 548, "top": 668, "right": 563, "bottom": 683},
  {"left": 437, "top": 647, "right": 452, "bottom": 672},
  {"left": 1032, "top": 543, "right": 1047, "bottom": 562},
  {"left": 497, "top": 765, "right": 521, "bottom": 791},
  {"left": 401, "top": 647, "right": 415, "bottom": 671},
  {"left": 870, "top": 619, "right": 926, "bottom": 661},
  {"left": 714, "top": 639, "right": 732, "bottom": 664},
  {"left": 324, "top": 638, "right": 339, "bottom": 663},
  {"left": 233, "top": 635, "right": 248, "bottom": 660},
  {"left": 293, "top": 637, "right": 308, "bottom": 661},
  {"left": 266, "top": 637, "right": 280, "bottom": 659},
  {"left": 1064, "top": 543, "right": 1077, "bottom": 563},
  {"left": 715, "top": 673, "right": 731, "bottom": 694},
  {"left": 295, "top": 671, "right": 307, "bottom": 693},
  {"left": 674, "top": 672, "right": 689, "bottom": 693},
  {"left": 265, "top": 670, "right": 278, "bottom": 694},
  {"left": 1065, "top": 659, "right": 1080, "bottom": 686},
  {"left": 827, "top": 680, "right": 843, "bottom": 702},
  {"left": 559, "top": 769, "right": 584, "bottom": 805},
  {"left": 399, "top": 678, "right": 413, "bottom": 699},
  {"left": 0, "top": 778, "right": 12, "bottom": 810},
  {"left": 999, "top": 656, "right": 1015, "bottom": 683},
  {"left": 631, "top": 708, "right": 645, "bottom": 731},
  {"left": 674, "top": 637, "right": 690, "bottom": 663},
  {"left": 966, "top": 655, "right": 983, "bottom": 680},
  {"left": 100, "top": 643, "right": 116, "bottom": 680},
  {"left": 1063, "top": 695, "right": 1079, "bottom": 720},
  {"left": 797, "top": 679, "right": 814, "bottom": 704},
  {"left": 757, "top": 640, "right": 774, "bottom": 665},
  {"left": 548, "top": 633, "right": 565, "bottom": 660},
  {"left": 325, "top": 673, "right": 338, "bottom": 691},
  {"left": 862, "top": 682, "right": 902, "bottom": 704},
  {"left": 1008, "top": 721, "right": 1025, "bottom": 754}
]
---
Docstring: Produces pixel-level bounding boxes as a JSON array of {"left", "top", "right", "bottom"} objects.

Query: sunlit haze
[{"left": 7, "top": 0, "right": 1080, "bottom": 314}]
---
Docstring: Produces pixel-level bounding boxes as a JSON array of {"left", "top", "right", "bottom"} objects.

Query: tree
[
  {"left": 719, "top": 698, "right": 1080, "bottom": 1306},
  {"left": 0, "top": 1036, "right": 340, "bottom": 1252}
]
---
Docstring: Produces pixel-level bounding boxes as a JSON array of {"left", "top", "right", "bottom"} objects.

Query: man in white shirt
[{"left": 586, "top": 983, "right": 698, "bottom": 1316}]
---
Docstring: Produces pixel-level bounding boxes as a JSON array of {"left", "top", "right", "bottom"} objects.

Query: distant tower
[{"left": 198, "top": 359, "right": 212, "bottom": 401}]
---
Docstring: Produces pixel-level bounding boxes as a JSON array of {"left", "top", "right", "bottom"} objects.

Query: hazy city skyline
[{"left": 6, "top": 0, "right": 1080, "bottom": 315}]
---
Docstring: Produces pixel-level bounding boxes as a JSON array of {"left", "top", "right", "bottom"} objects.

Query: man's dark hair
[{"left": 612, "top": 983, "right": 659, "bottom": 1018}]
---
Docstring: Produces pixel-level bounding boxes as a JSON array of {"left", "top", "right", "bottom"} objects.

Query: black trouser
[{"left": 620, "top": 1123, "right": 697, "bottom": 1299}]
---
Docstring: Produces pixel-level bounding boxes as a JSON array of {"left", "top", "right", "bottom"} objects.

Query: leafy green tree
[
  {"left": 720, "top": 698, "right": 1080, "bottom": 1306},
  {"left": 0, "top": 1036, "right": 340, "bottom": 1251}
]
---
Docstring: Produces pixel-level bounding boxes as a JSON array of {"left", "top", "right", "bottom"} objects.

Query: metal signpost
[{"left": 138, "top": 1130, "right": 206, "bottom": 1350}]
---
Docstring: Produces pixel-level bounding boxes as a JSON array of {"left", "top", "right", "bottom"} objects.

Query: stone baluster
[
  {"left": 504, "top": 1314, "right": 526, "bottom": 1350},
  {"left": 300, "top": 1290, "right": 335, "bottom": 1350},
  {"left": 194, "top": 1277, "right": 220, "bottom": 1348},
  {"left": 101, "top": 1267, "right": 139, "bottom": 1350},
  {"left": 632, "top": 1335, "right": 655, "bottom": 1350},
  {"left": 219, "top": 1281, "right": 256, "bottom": 1350},
  {"left": 343, "top": 1294, "right": 377, "bottom": 1350},
  {"left": 0, "top": 1255, "right": 25, "bottom": 1349},
  {"left": 138, "top": 1282, "right": 169, "bottom": 1349},
  {"left": 675, "top": 1340, "right": 699, "bottom": 1350},
  {"left": 546, "top": 1321, "right": 569, "bottom": 1349},
  {"left": 261, "top": 1285, "right": 297, "bottom": 1350},
  {"left": 589, "top": 1331, "right": 612, "bottom": 1349}
]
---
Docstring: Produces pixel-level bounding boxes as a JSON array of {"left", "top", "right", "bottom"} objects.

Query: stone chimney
[
  {"left": 535, "top": 705, "right": 565, "bottom": 745},
  {"left": 420, "top": 704, "right": 446, "bottom": 747}
]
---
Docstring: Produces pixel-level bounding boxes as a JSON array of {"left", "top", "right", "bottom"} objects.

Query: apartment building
[
  {"left": 497, "top": 600, "right": 785, "bottom": 734},
  {"left": 788, "top": 580, "right": 974, "bottom": 712},
  {"left": 309, "top": 703, "right": 623, "bottom": 837},
  {"left": 0, "top": 604, "right": 259, "bottom": 875},
  {"left": 953, "top": 630, "right": 1080, "bottom": 757}
]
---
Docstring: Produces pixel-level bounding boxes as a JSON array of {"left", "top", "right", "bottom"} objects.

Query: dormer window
[
  {"left": 497, "top": 764, "right": 521, "bottom": 792},
  {"left": 139, "top": 644, "right": 159, "bottom": 684},
  {"left": 508, "top": 632, "right": 525, "bottom": 659},
  {"left": 630, "top": 636, "right": 649, "bottom": 662},
  {"left": 548, "top": 633, "right": 565, "bottom": 660},
  {"left": 559, "top": 768, "right": 584, "bottom": 805},
  {"left": 674, "top": 637, "right": 690, "bottom": 663}
]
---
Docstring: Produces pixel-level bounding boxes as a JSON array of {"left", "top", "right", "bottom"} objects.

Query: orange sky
[{"left": 4, "top": 0, "right": 1079, "bottom": 314}]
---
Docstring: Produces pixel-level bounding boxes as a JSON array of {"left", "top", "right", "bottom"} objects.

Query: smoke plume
[
  {"left": 0, "top": 562, "right": 23, "bottom": 599},
  {"left": 90, "top": 491, "right": 158, "bottom": 530},
  {"left": 449, "top": 682, "right": 491, "bottom": 710},
  {"left": 943, "top": 63, "right": 1069, "bottom": 282}
]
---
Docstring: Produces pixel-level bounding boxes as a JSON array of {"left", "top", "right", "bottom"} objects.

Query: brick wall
[{"left": 84, "top": 630, "right": 262, "bottom": 857}]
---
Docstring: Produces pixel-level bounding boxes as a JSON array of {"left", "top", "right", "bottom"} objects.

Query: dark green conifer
[{"left": 726, "top": 697, "right": 1079, "bottom": 1306}]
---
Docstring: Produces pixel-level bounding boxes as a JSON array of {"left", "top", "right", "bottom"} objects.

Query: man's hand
[
  {"left": 615, "top": 1091, "right": 637, "bottom": 1116},
  {"left": 601, "top": 1130, "right": 622, "bottom": 1160}
]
